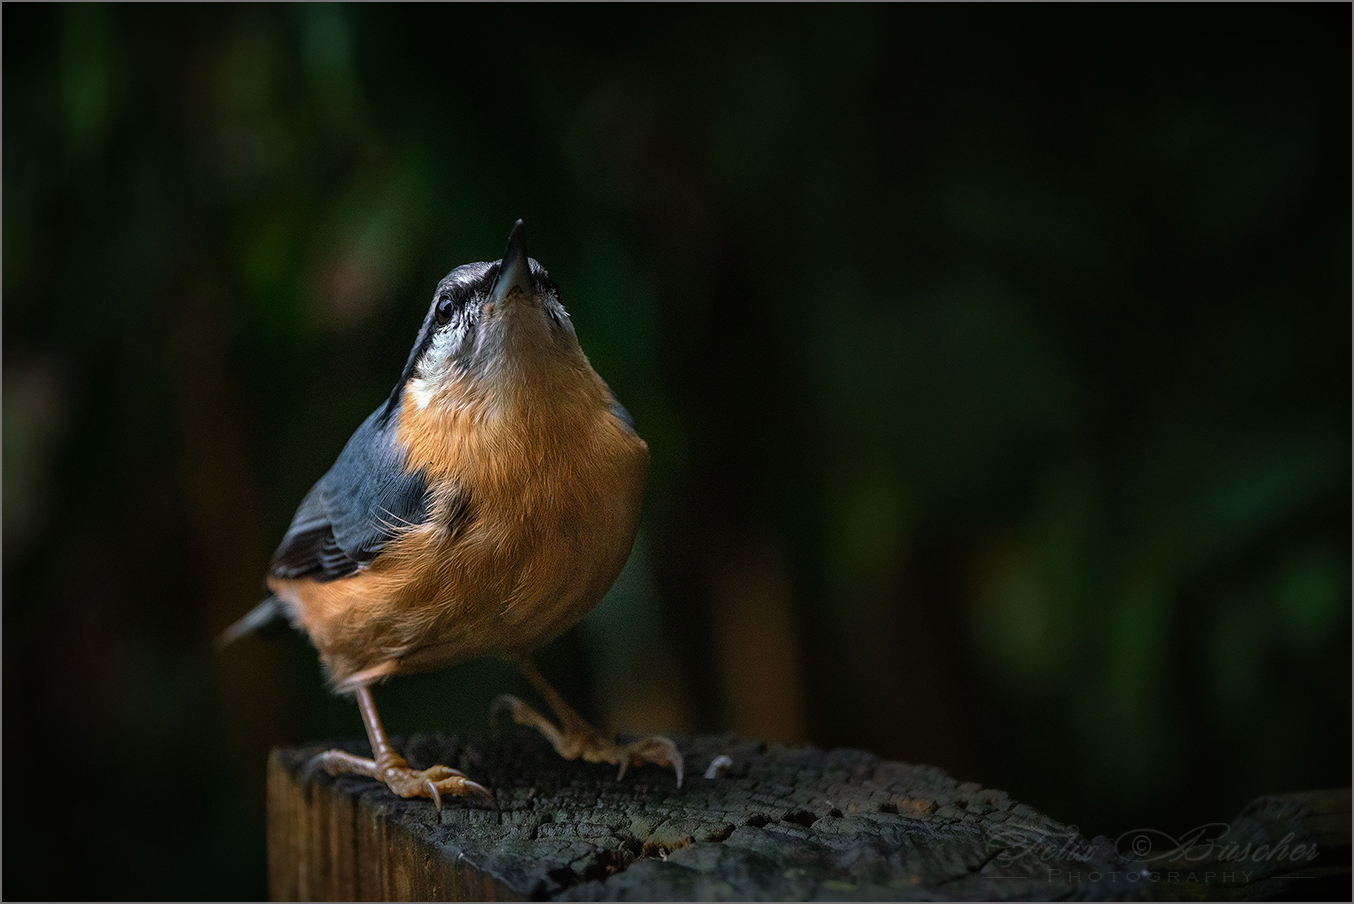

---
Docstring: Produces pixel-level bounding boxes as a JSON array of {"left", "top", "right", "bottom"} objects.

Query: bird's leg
[
  {"left": 493, "top": 654, "right": 684, "bottom": 787},
  {"left": 305, "top": 684, "right": 493, "bottom": 809}
]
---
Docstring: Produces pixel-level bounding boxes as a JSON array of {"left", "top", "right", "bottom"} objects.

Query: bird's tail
[{"left": 214, "top": 594, "right": 288, "bottom": 650}]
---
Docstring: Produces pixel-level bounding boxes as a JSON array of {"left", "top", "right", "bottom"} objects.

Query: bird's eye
[{"left": 435, "top": 293, "right": 455, "bottom": 325}]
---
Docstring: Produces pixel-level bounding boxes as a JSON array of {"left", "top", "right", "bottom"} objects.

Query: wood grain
[{"left": 268, "top": 729, "right": 1158, "bottom": 900}]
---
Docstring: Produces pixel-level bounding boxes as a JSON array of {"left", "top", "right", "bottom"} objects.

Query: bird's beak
[{"left": 493, "top": 219, "right": 532, "bottom": 303}]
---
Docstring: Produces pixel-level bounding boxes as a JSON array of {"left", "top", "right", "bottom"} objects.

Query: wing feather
[{"left": 269, "top": 406, "right": 445, "bottom": 582}]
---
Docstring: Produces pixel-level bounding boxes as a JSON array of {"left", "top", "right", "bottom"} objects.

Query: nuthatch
[{"left": 221, "top": 220, "right": 682, "bottom": 806}]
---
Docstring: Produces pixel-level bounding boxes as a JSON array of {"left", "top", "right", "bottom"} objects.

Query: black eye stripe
[
  {"left": 433, "top": 283, "right": 479, "bottom": 325},
  {"left": 429, "top": 262, "right": 561, "bottom": 329}
]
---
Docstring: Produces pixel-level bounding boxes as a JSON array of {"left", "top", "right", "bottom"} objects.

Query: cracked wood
[{"left": 268, "top": 729, "right": 1151, "bottom": 900}]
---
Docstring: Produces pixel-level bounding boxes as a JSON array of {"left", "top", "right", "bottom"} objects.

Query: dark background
[{"left": 4, "top": 5, "right": 1349, "bottom": 900}]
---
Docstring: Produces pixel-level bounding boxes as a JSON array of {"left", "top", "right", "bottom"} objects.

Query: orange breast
[{"left": 270, "top": 366, "right": 649, "bottom": 691}]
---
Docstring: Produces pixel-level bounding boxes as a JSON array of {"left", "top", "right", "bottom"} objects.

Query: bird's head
[{"left": 395, "top": 220, "right": 587, "bottom": 415}]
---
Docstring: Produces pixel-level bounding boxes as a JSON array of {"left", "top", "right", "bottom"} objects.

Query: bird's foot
[
  {"left": 492, "top": 693, "right": 684, "bottom": 788},
  {"left": 611, "top": 733, "right": 685, "bottom": 787},
  {"left": 304, "top": 748, "right": 494, "bottom": 810}
]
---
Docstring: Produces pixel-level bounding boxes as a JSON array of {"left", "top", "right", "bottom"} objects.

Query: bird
[{"left": 219, "top": 220, "right": 682, "bottom": 807}]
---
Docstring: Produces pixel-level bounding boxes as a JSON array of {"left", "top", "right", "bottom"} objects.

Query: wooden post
[
  {"left": 267, "top": 729, "right": 1349, "bottom": 901},
  {"left": 267, "top": 743, "right": 518, "bottom": 900}
]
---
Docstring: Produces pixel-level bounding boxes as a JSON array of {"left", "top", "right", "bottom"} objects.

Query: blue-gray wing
[
  {"left": 609, "top": 394, "right": 639, "bottom": 435},
  {"left": 269, "top": 406, "right": 437, "bottom": 582}
]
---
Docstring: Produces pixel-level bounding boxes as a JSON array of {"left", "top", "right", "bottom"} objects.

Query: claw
[
  {"left": 426, "top": 778, "right": 443, "bottom": 810},
  {"left": 619, "top": 736, "right": 684, "bottom": 788},
  {"left": 617, "top": 761, "right": 629, "bottom": 781},
  {"left": 462, "top": 778, "right": 496, "bottom": 808}
]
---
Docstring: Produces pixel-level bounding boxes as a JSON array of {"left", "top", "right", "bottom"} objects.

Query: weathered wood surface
[{"left": 269, "top": 729, "right": 1151, "bottom": 900}]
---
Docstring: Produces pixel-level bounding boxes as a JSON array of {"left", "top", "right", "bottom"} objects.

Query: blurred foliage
[{"left": 4, "top": 5, "right": 1349, "bottom": 900}]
